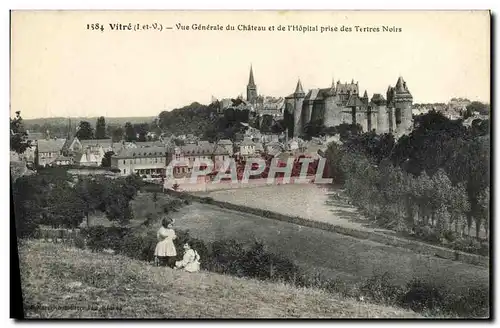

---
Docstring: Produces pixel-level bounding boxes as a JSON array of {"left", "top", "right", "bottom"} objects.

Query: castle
[
  {"left": 284, "top": 75, "right": 414, "bottom": 138},
  {"left": 221, "top": 66, "right": 414, "bottom": 138}
]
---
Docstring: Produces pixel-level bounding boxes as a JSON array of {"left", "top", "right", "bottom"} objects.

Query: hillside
[
  {"left": 18, "top": 241, "right": 420, "bottom": 319},
  {"left": 23, "top": 116, "right": 156, "bottom": 126}
]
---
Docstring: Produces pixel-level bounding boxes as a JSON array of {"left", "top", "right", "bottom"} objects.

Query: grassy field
[
  {"left": 87, "top": 191, "right": 178, "bottom": 227},
  {"left": 171, "top": 202, "right": 489, "bottom": 295},
  {"left": 18, "top": 240, "right": 420, "bottom": 319}
]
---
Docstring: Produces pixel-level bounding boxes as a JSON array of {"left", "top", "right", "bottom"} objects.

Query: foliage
[
  {"left": 10, "top": 111, "right": 32, "bottom": 154},
  {"left": 95, "top": 116, "right": 107, "bottom": 139},
  {"left": 325, "top": 111, "right": 490, "bottom": 252},
  {"left": 124, "top": 122, "right": 137, "bottom": 142},
  {"left": 101, "top": 151, "right": 115, "bottom": 167},
  {"left": 465, "top": 101, "right": 489, "bottom": 116},
  {"left": 75, "top": 121, "right": 94, "bottom": 140},
  {"left": 158, "top": 102, "right": 219, "bottom": 138}
]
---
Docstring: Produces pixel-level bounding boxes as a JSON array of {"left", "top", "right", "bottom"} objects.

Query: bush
[
  {"left": 208, "top": 239, "right": 247, "bottom": 276},
  {"left": 81, "top": 226, "right": 131, "bottom": 253},
  {"left": 401, "top": 279, "right": 444, "bottom": 313},
  {"left": 443, "top": 285, "right": 490, "bottom": 318},
  {"left": 360, "top": 272, "right": 406, "bottom": 306}
]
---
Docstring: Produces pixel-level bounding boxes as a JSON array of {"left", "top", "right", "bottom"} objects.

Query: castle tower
[
  {"left": 361, "top": 90, "right": 369, "bottom": 106},
  {"left": 392, "top": 76, "right": 413, "bottom": 136},
  {"left": 292, "top": 78, "right": 305, "bottom": 138},
  {"left": 246, "top": 65, "right": 258, "bottom": 104}
]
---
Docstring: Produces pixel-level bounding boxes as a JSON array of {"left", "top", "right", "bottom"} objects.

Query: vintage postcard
[{"left": 10, "top": 10, "right": 490, "bottom": 319}]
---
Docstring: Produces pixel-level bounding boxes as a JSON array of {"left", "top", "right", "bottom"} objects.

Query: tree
[
  {"left": 466, "top": 101, "right": 489, "bottom": 116},
  {"left": 75, "top": 177, "right": 104, "bottom": 227},
  {"left": 10, "top": 111, "right": 31, "bottom": 154},
  {"left": 101, "top": 151, "right": 115, "bottom": 167},
  {"left": 95, "top": 116, "right": 107, "bottom": 139},
  {"left": 111, "top": 126, "right": 124, "bottom": 142},
  {"left": 76, "top": 121, "right": 94, "bottom": 140},
  {"left": 134, "top": 123, "right": 148, "bottom": 142},
  {"left": 124, "top": 122, "right": 137, "bottom": 142}
]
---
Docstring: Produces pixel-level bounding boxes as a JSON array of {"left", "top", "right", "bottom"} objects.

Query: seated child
[{"left": 175, "top": 242, "right": 201, "bottom": 273}]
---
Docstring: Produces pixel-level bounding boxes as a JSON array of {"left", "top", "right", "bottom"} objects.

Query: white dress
[
  {"left": 154, "top": 227, "right": 177, "bottom": 257},
  {"left": 175, "top": 249, "right": 200, "bottom": 272}
]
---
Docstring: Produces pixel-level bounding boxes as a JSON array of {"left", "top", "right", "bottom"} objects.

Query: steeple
[
  {"left": 248, "top": 64, "right": 256, "bottom": 87},
  {"left": 363, "top": 90, "right": 368, "bottom": 98},
  {"left": 294, "top": 78, "right": 305, "bottom": 97},
  {"left": 246, "top": 64, "right": 258, "bottom": 103}
]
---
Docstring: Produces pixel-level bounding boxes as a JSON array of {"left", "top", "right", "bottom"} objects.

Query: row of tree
[
  {"left": 74, "top": 117, "right": 160, "bottom": 142},
  {"left": 12, "top": 171, "right": 144, "bottom": 237},
  {"left": 325, "top": 111, "right": 490, "bottom": 244}
]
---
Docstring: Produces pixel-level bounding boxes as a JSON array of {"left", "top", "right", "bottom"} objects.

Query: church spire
[
  {"left": 248, "top": 64, "right": 256, "bottom": 86},
  {"left": 294, "top": 78, "right": 305, "bottom": 96},
  {"left": 246, "top": 64, "right": 257, "bottom": 103}
]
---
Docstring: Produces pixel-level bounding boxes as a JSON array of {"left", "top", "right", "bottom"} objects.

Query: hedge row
[
  {"left": 167, "top": 190, "right": 488, "bottom": 267},
  {"left": 78, "top": 224, "right": 488, "bottom": 317}
]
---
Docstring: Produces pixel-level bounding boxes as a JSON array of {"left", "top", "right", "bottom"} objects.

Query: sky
[{"left": 10, "top": 10, "right": 490, "bottom": 119}]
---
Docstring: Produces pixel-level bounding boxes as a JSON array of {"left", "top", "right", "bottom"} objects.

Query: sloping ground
[
  {"left": 172, "top": 203, "right": 489, "bottom": 293},
  {"left": 18, "top": 241, "right": 420, "bottom": 319}
]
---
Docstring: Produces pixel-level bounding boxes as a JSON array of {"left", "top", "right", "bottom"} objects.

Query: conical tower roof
[
  {"left": 363, "top": 90, "right": 368, "bottom": 98},
  {"left": 294, "top": 78, "right": 305, "bottom": 96},
  {"left": 248, "top": 65, "right": 256, "bottom": 86}
]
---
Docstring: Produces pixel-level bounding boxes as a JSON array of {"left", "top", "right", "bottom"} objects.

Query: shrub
[
  {"left": 208, "top": 239, "right": 247, "bottom": 276},
  {"left": 401, "top": 279, "right": 444, "bottom": 313},
  {"left": 360, "top": 272, "right": 406, "bottom": 306},
  {"left": 240, "top": 241, "right": 300, "bottom": 282},
  {"left": 81, "top": 226, "right": 131, "bottom": 253},
  {"left": 443, "top": 285, "right": 490, "bottom": 318}
]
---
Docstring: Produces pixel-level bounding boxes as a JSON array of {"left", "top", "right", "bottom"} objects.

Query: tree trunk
[{"left": 475, "top": 218, "right": 481, "bottom": 239}]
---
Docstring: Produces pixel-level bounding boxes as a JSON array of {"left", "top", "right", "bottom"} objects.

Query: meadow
[{"left": 18, "top": 240, "right": 420, "bottom": 318}]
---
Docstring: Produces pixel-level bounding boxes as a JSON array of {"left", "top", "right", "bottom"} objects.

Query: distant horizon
[
  {"left": 11, "top": 11, "right": 490, "bottom": 119},
  {"left": 19, "top": 96, "right": 488, "bottom": 121}
]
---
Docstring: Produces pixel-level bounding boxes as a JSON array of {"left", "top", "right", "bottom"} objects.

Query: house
[
  {"left": 111, "top": 146, "right": 168, "bottom": 176},
  {"left": 287, "top": 139, "right": 300, "bottom": 151},
  {"left": 167, "top": 142, "right": 231, "bottom": 178},
  {"left": 36, "top": 138, "right": 67, "bottom": 167},
  {"left": 236, "top": 138, "right": 257, "bottom": 157},
  {"left": 217, "top": 139, "right": 234, "bottom": 156},
  {"left": 74, "top": 151, "right": 101, "bottom": 167},
  {"left": 265, "top": 142, "right": 284, "bottom": 157},
  {"left": 80, "top": 139, "right": 113, "bottom": 153}
]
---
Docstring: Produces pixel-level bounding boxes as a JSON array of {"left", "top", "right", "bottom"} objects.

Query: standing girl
[{"left": 154, "top": 217, "right": 177, "bottom": 268}]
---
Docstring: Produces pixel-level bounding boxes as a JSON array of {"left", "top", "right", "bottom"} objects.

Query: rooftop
[{"left": 37, "top": 139, "right": 67, "bottom": 153}]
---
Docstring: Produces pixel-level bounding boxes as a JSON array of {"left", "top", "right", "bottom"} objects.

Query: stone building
[
  {"left": 285, "top": 76, "right": 414, "bottom": 138},
  {"left": 110, "top": 146, "right": 168, "bottom": 176}
]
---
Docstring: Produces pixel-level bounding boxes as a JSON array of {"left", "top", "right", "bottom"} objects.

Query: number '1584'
[{"left": 87, "top": 23, "right": 104, "bottom": 32}]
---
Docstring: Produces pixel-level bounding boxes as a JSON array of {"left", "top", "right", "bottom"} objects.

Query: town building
[
  {"left": 110, "top": 146, "right": 168, "bottom": 176},
  {"left": 36, "top": 138, "right": 67, "bottom": 167},
  {"left": 167, "top": 142, "right": 230, "bottom": 178}
]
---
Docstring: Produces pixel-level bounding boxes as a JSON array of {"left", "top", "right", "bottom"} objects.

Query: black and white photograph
[{"left": 9, "top": 10, "right": 491, "bottom": 319}]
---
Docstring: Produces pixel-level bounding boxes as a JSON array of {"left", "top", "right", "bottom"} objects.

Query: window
[
  {"left": 123, "top": 160, "right": 126, "bottom": 164},
  {"left": 124, "top": 169, "right": 126, "bottom": 174},
  {"left": 395, "top": 108, "right": 402, "bottom": 125}
]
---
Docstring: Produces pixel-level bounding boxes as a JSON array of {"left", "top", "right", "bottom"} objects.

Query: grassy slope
[{"left": 18, "top": 241, "right": 420, "bottom": 319}]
